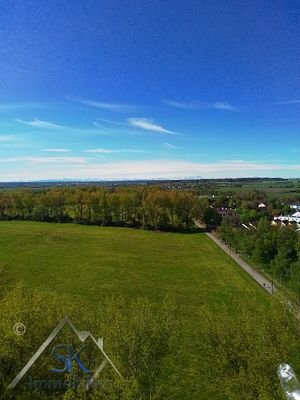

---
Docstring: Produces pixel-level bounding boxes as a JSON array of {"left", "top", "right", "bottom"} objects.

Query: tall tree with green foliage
[
  {"left": 201, "top": 297, "right": 300, "bottom": 400},
  {"left": 273, "top": 226, "right": 298, "bottom": 281}
]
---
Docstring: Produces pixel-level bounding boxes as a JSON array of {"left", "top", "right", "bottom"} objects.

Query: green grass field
[
  {"left": 216, "top": 179, "right": 300, "bottom": 199},
  {"left": 0, "top": 221, "right": 269, "bottom": 398}
]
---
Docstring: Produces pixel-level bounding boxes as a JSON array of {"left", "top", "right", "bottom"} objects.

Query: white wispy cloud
[
  {"left": 127, "top": 118, "right": 179, "bottom": 135},
  {"left": 16, "top": 118, "right": 64, "bottom": 129},
  {"left": 0, "top": 103, "right": 45, "bottom": 112},
  {"left": 275, "top": 99, "right": 300, "bottom": 105},
  {"left": 85, "top": 148, "right": 146, "bottom": 154},
  {"left": 92, "top": 120, "right": 127, "bottom": 130},
  {"left": 94, "top": 118, "right": 127, "bottom": 127},
  {"left": 93, "top": 118, "right": 178, "bottom": 137},
  {"left": 164, "top": 142, "right": 180, "bottom": 149},
  {"left": 14, "top": 120, "right": 110, "bottom": 136},
  {"left": 162, "top": 100, "right": 200, "bottom": 109},
  {"left": 68, "top": 97, "right": 136, "bottom": 112},
  {"left": 41, "top": 148, "right": 71, "bottom": 153},
  {"left": 0, "top": 157, "right": 87, "bottom": 164},
  {"left": 92, "top": 122, "right": 106, "bottom": 129},
  {"left": 212, "top": 102, "right": 238, "bottom": 111},
  {"left": 0, "top": 134, "right": 18, "bottom": 142},
  {"left": 163, "top": 99, "right": 239, "bottom": 111}
]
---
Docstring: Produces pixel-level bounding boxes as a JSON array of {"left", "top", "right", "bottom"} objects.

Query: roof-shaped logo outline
[{"left": 8, "top": 316, "right": 123, "bottom": 390}]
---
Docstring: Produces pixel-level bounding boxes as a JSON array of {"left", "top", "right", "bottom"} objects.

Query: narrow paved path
[{"left": 205, "top": 232, "right": 276, "bottom": 295}]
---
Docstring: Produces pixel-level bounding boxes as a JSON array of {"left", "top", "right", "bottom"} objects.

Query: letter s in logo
[
  {"left": 51, "top": 344, "right": 73, "bottom": 373},
  {"left": 51, "top": 344, "right": 91, "bottom": 374}
]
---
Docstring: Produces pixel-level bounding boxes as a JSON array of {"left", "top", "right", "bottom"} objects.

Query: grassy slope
[{"left": 0, "top": 221, "right": 268, "bottom": 398}]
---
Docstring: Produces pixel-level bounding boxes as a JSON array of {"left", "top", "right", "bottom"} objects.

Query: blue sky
[{"left": 0, "top": 0, "right": 300, "bottom": 181}]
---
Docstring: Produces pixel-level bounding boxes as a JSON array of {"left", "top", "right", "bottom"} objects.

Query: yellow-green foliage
[
  {"left": 0, "top": 285, "right": 176, "bottom": 399},
  {"left": 201, "top": 298, "right": 300, "bottom": 400}
]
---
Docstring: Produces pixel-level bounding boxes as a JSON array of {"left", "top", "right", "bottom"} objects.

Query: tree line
[{"left": 0, "top": 187, "right": 210, "bottom": 231}]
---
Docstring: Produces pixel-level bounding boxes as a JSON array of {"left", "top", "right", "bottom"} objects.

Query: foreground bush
[
  {"left": 0, "top": 285, "right": 176, "bottom": 399},
  {"left": 201, "top": 297, "right": 300, "bottom": 400}
]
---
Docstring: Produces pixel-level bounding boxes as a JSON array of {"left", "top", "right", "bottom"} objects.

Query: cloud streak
[
  {"left": 0, "top": 157, "right": 87, "bottom": 164},
  {"left": 14, "top": 120, "right": 112, "bottom": 136},
  {"left": 275, "top": 99, "right": 300, "bottom": 105},
  {"left": 16, "top": 118, "right": 64, "bottom": 129},
  {"left": 95, "top": 118, "right": 128, "bottom": 127},
  {"left": 127, "top": 118, "right": 179, "bottom": 135},
  {"left": 68, "top": 97, "right": 136, "bottom": 112},
  {"left": 163, "top": 99, "right": 239, "bottom": 111},
  {"left": 164, "top": 142, "right": 180, "bottom": 149},
  {"left": 0, "top": 103, "right": 45, "bottom": 112},
  {"left": 0, "top": 134, "right": 19, "bottom": 142},
  {"left": 212, "top": 102, "right": 238, "bottom": 111},
  {"left": 85, "top": 148, "right": 146, "bottom": 154},
  {"left": 41, "top": 148, "right": 71, "bottom": 153}
]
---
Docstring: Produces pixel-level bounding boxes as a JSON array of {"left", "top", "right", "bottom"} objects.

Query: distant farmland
[{"left": 0, "top": 221, "right": 275, "bottom": 398}]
